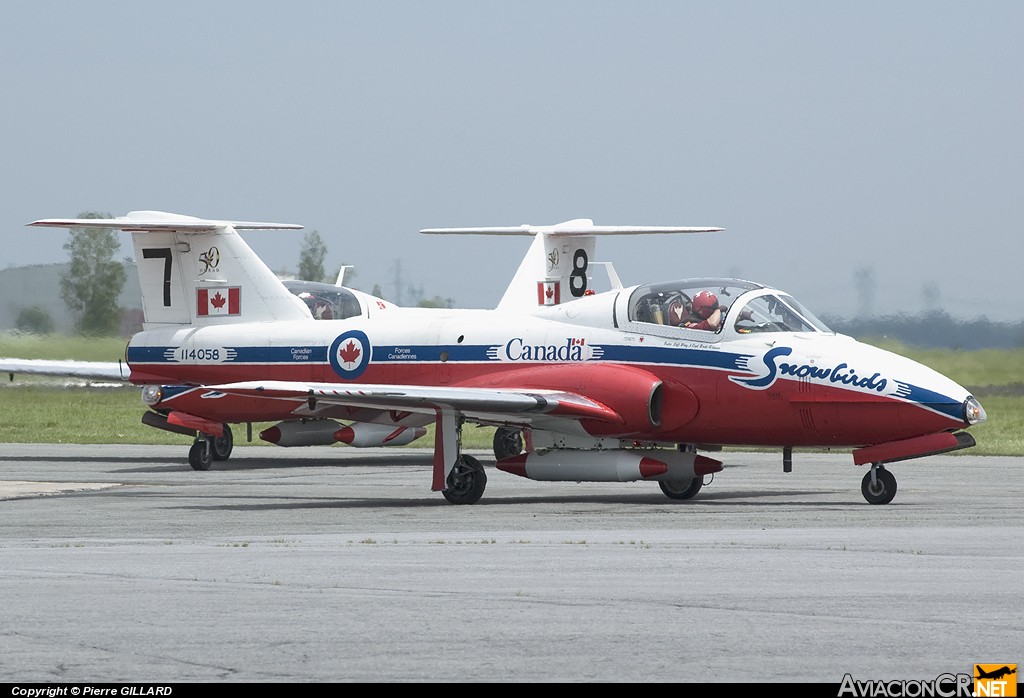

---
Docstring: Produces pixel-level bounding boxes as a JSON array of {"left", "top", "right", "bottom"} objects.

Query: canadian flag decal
[
  {"left": 537, "top": 280, "right": 560, "bottom": 306},
  {"left": 197, "top": 287, "right": 241, "bottom": 316}
]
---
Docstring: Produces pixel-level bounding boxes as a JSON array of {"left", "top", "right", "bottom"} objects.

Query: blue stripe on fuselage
[
  {"left": 129, "top": 346, "right": 329, "bottom": 363},
  {"left": 895, "top": 383, "right": 964, "bottom": 421},
  {"left": 128, "top": 343, "right": 750, "bottom": 370},
  {"left": 129, "top": 343, "right": 960, "bottom": 417},
  {"left": 595, "top": 344, "right": 750, "bottom": 371}
]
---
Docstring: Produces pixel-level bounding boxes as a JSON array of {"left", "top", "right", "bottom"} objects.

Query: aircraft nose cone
[{"left": 964, "top": 396, "right": 987, "bottom": 425}]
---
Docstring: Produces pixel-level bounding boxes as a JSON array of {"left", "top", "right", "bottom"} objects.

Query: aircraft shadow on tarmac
[
  {"left": 0, "top": 452, "right": 435, "bottom": 471},
  {"left": 157, "top": 486, "right": 870, "bottom": 511},
  {"left": 1, "top": 452, "right": 893, "bottom": 508}
]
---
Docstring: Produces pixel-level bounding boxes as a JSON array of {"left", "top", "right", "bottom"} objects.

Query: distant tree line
[{"left": 824, "top": 312, "right": 1024, "bottom": 349}]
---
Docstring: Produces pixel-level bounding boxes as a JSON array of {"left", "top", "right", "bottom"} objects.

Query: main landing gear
[
  {"left": 442, "top": 454, "right": 487, "bottom": 505},
  {"left": 861, "top": 464, "right": 897, "bottom": 505},
  {"left": 188, "top": 424, "right": 234, "bottom": 471},
  {"left": 659, "top": 477, "right": 703, "bottom": 500},
  {"left": 493, "top": 427, "right": 524, "bottom": 460}
]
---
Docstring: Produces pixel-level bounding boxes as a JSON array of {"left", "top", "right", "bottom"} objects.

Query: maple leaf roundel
[{"left": 328, "top": 330, "right": 371, "bottom": 379}]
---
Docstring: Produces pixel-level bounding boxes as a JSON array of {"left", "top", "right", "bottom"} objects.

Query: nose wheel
[
  {"left": 188, "top": 438, "right": 213, "bottom": 471},
  {"left": 187, "top": 424, "right": 233, "bottom": 471},
  {"left": 861, "top": 465, "right": 897, "bottom": 504}
]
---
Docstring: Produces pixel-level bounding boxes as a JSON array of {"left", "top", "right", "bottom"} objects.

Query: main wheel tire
[
  {"left": 493, "top": 427, "right": 524, "bottom": 460},
  {"left": 188, "top": 440, "right": 213, "bottom": 471},
  {"left": 659, "top": 478, "right": 703, "bottom": 500},
  {"left": 211, "top": 424, "right": 234, "bottom": 461},
  {"left": 861, "top": 467, "right": 897, "bottom": 505},
  {"left": 443, "top": 454, "right": 487, "bottom": 505}
]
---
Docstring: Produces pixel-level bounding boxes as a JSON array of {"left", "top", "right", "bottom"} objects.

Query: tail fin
[
  {"left": 421, "top": 219, "right": 723, "bottom": 312},
  {"left": 29, "top": 211, "right": 311, "bottom": 328}
]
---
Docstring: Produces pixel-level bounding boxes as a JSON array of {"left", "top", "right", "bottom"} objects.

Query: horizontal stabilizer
[
  {"left": 421, "top": 218, "right": 721, "bottom": 236},
  {"left": 423, "top": 218, "right": 723, "bottom": 311},
  {"left": 29, "top": 210, "right": 302, "bottom": 233}
]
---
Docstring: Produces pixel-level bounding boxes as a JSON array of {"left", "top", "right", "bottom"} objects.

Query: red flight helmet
[{"left": 691, "top": 290, "right": 719, "bottom": 319}]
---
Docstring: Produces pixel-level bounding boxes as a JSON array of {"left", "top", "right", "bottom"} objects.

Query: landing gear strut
[{"left": 861, "top": 464, "right": 897, "bottom": 505}]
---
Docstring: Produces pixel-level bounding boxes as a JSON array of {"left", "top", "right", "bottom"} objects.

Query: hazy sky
[{"left": 2, "top": 2, "right": 1021, "bottom": 320}]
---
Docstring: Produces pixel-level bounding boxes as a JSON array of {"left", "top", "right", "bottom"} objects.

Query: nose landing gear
[
  {"left": 861, "top": 464, "right": 897, "bottom": 505},
  {"left": 188, "top": 424, "right": 233, "bottom": 471}
]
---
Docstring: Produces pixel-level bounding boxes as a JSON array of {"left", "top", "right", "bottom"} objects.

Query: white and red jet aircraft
[{"left": 7, "top": 211, "right": 986, "bottom": 505}]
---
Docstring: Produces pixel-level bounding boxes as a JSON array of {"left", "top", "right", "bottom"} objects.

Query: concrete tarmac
[{"left": 0, "top": 443, "right": 1021, "bottom": 683}]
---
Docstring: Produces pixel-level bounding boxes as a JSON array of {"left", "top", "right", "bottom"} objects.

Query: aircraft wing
[
  {"left": 205, "top": 380, "right": 621, "bottom": 424},
  {"left": 0, "top": 357, "right": 128, "bottom": 381}
]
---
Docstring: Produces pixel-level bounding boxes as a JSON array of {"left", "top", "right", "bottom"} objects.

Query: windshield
[{"left": 734, "top": 294, "right": 832, "bottom": 334}]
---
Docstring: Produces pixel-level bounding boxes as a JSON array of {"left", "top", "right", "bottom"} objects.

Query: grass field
[
  {"left": 1, "top": 333, "right": 1021, "bottom": 455},
  {"left": 0, "top": 334, "right": 128, "bottom": 362}
]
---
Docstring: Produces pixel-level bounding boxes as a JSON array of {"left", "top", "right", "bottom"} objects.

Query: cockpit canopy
[
  {"left": 283, "top": 280, "right": 362, "bottom": 321},
  {"left": 627, "top": 278, "right": 832, "bottom": 335}
]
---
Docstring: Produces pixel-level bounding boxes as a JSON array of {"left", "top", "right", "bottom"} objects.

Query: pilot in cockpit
[
  {"left": 682, "top": 290, "right": 723, "bottom": 331},
  {"left": 299, "top": 292, "right": 335, "bottom": 320}
]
